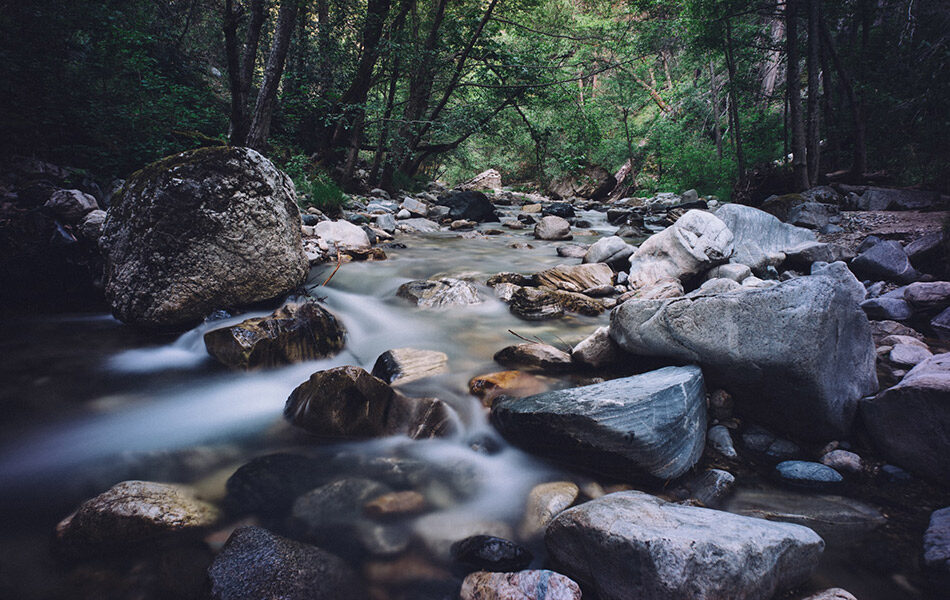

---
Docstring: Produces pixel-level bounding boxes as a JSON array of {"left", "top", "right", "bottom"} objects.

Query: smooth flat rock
[
  {"left": 491, "top": 365, "right": 706, "bottom": 480},
  {"left": 775, "top": 460, "right": 843, "bottom": 490},
  {"left": 371, "top": 347, "right": 449, "bottom": 385},
  {"left": 535, "top": 263, "right": 613, "bottom": 293},
  {"left": 546, "top": 491, "right": 824, "bottom": 600},
  {"left": 314, "top": 219, "right": 371, "bottom": 251},
  {"left": 583, "top": 236, "right": 635, "bottom": 269},
  {"left": 460, "top": 570, "right": 582, "bottom": 600}
]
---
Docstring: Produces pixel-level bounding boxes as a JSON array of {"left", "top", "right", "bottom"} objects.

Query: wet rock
[
  {"left": 627, "top": 209, "right": 733, "bottom": 290},
  {"left": 413, "top": 512, "right": 514, "bottom": 561},
  {"left": 534, "top": 216, "right": 572, "bottom": 240},
  {"left": 291, "top": 477, "right": 391, "bottom": 555},
  {"left": 675, "top": 468, "right": 736, "bottom": 508},
  {"left": 820, "top": 449, "right": 864, "bottom": 475},
  {"left": 79, "top": 208, "right": 107, "bottom": 240},
  {"left": 494, "top": 342, "right": 573, "bottom": 373},
  {"left": 542, "top": 202, "right": 576, "bottom": 219},
  {"left": 55, "top": 481, "right": 220, "bottom": 558},
  {"left": 224, "top": 453, "right": 326, "bottom": 516},
  {"left": 709, "top": 388, "right": 734, "bottom": 420},
  {"left": 784, "top": 241, "right": 855, "bottom": 268},
  {"left": 204, "top": 302, "right": 346, "bottom": 369},
  {"left": 612, "top": 262, "right": 877, "bottom": 440},
  {"left": 889, "top": 343, "right": 932, "bottom": 367},
  {"left": 725, "top": 489, "right": 886, "bottom": 544},
  {"left": 788, "top": 202, "right": 839, "bottom": 230},
  {"left": 904, "top": 281, "right": 950, "bottom": 311},
  {"left": 741, "top": 425, "right": 805, "bottom": 463},
  {"left": 376, "top": 213, "right": 396, "bottom": 233},
  {"left": 398, "top": 217, "right": 441, "bottom": 232},
  {"left": 861, "top": 353, "right": 950, "bottom": 482},
  {"left": 546, "top": 490, "right": 823, "bottom": 600},
  {"left": 372, "top": 347, "right": 449, "bottom": 385},
  {"left": 451, "top": 536, "right": 533, "bottom": 572},
  {"left": 547, "top": 166, "right": 615, "bottom": 200},
  {"left": 364, "top": 490, "right": 427, "bottom": 519},
  {"left": 519, "top": 481, "right": 579, "bottom": 540},
  {"left": 708, "top": 425, "right": 737, "bottom": 459},
  {"left": 400, "top": 197, "right": 428, "bottom": 217},
  {"left": 509, "top": 286, "right": 604, "bottom": 320},
  {"left": 208, "top": 526, "right": 362, "bottom": 600},
  {"left": 555, "top": 244, "right": 587, "bottom": 258},
  {"left": 493, "top": 282, "right": 520, "bottom": 302},
  {"left": 100, "top": 147, "right": 308, "bottom": 328},
  {"left": 924, "top": 506, "right": 950, "bottom": 574},
  {"left": 861, "top": 296, "right": 913, "bottom": 320},
  {"left": 44, "top": 188, "right": 99, "bottom": 222},
  {"left": 491, "top": 365, "right": 706, "bottom": 480},
  {"left": 799, "top": 589, "right": 858, "bottom": 600},
  {"left": 436, "top": 191, "right": 498, "bottom": 222},
  {"left": 934, "top": 307, "right": 950, "bottom": 340},
  {"left": 522, "top": 203, "right": 543, "bottom": 214},
  {"left": 583, "top": 235, "right": 635, "bottom": 270},
  {"left": 459, "top": 169, "right": 503, "bottom": 191},
  {"left": 460, "top": 570, "right": 581, "bottom": 600},
  {"left": 775, "top": 461, "right": 843, "bottom": 490},
  {"left": 851, "top": 240, "right": 919, "bottom": 284},
  {"left": 571, "top": 326, "right": 622, "bottom": 369},
  {"left": 714, "top": 203, "right": 815, "bottom": 273},
  {"left": 315, "top": 219, "right": 371, "bottom": 252},
  {"left": 469, "top": 371, "right": 553, "bottom": 405},
  {"left": 284, "top": 366, "right": 397, "bottom": 438},
  {"left": 397, "top": 278, "right": 481, "bottom": 308},
  {"left": 388, "top": 394, "right": 459, "bottom": 440},
  {"left": 487, "top": 272, "right": 537, "bottom": 287},
  {"left": 704, "top": 262, "right": 752, "bottom": 282},
  {"left": 535, "top": 263, "right": 614, "bottom": 293},
  {"left": 354, "top": 520, "right": 411, "bottom": 557}
]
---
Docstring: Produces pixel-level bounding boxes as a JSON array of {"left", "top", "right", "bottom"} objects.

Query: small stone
[
  {"left": 680, "top": 468, "right": 736, "bottom": 508},
  {"left": 493, "top": 342, "right": 573, "bottom": 373},
  {"left": 450, "top": 535, "right": 533, "bottom": 572},
  {"left": 45, "top": 188, "right": 99, "bottom": 222},
  {"left": 860, "top": 297, "right": 913, "bottom": 321},
  {"left": 518, "top": 482, "right": 579, "bottom": 540},
  {"left": 880, "top": 464, "right": 913, "bottom": 484},
  {"left": 460, "top": 570, "right": 582, "bottom": 600},
  {"left": 742, "top": 425, "right": 804, "bottom": 463},
  {"left": 396, "top": 208, "right": 411, "bottom": 219},
  {"left": 707, "top": 425, "right": 737, "bottom": 459},
  {"left": 889, "top": 343, "right": 933, "bottom": 367},
  {"left": 571, "top": 326, "right": 621, "bottom": 369},
  {"left": 799, "top": 589, "right": 858, "bottom": 600},
  {"left": 371, "top": 347, "right": 449, "bottom": 385},
  {"left": 468, "top": 371, "right": 553, "bottom": 405},
  {"left": 708, "top": 388, "right": 734, "bottom": 420},
  {"left": 924, "top": 506, "right": 950, "bottom": 573},
  {"left": 364, "top": 491, "right": 427, "bottom": 519},
  {"left": 400, "top": 197, "right": 428, "bottom": 217},
  {"left": 397, "top": 278, "right": 481, "bottom": 308},
  {"left": 820, "top": 449, "right": 864, "bottom": 475},
  {"left": 775, "top": 460, "right": 843, "bottom": 490}
]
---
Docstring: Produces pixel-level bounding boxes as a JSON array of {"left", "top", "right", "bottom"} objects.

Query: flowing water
[{"left": 0, "top": 208, "right": 935, "bottom": 599}]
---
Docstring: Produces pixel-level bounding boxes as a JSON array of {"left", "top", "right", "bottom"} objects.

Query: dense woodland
[{"left": 1, "top": 0, "right": 948, "bottom": 203}]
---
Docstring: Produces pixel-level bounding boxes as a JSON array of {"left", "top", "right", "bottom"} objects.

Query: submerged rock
[
  {"left": 491, "top": 365, "right": 706, "bottom": 480},
  {"left": 460, "top": 570, "right": 582, "bottom": 600},
  {"left": 204, "top": 302, "right": 345, "bottom": 369},
  {"left": 610, "top": 262, "right": 878, "bottom": 440},
  {"left": 55, "top": 481, "right": 220, "bottom": 558},
  {"left": 469, "top": 370, "right": 553, "bottom": 405},
  {"left": 224, "top": 453, "right": 325, "bottom": 516},
  {"left": 451, "top": 535, "right": 533, "bottom": 572},
  {"left": 546, "top": 491, "right": 823, "bottom": 600},
  {"left": 208, "top": 526, "right": 362, "bottom": 600},
  {"left": 100, "top": 147, "right": 308, "bottom": 328},
  {"left": 397, "top": 278, "right": 481, "bottom": 308}
]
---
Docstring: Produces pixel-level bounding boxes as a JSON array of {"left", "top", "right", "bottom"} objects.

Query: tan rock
[
  {"left": 518, "top": 481, "right": 579, "bottom": 540},
  {"left": 364, "top": 491, "right": 427, "bottom": 519},
  {"left": 469, "top": 370, "right": 553, "bottom": 405}
]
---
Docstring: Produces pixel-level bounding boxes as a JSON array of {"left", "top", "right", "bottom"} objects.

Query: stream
[{"left": 0, "top": 207, "right": 931, "bottom": 599}]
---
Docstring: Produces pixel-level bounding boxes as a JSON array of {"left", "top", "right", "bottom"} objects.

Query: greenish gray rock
[
  {"left": 714, "top": 203, "right": 814, "bottom": 272},
  {"left": 397, "top": 278, "right": 481, "bottom": 308}
]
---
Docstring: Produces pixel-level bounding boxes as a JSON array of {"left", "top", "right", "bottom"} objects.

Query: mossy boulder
[{"left": 100, "top": 146, "right": 308, "bottom": 328}]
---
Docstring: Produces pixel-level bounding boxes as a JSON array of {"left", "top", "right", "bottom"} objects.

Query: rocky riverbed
[{"left": 1, "top": 151, "right": 949, "bottom": 600}]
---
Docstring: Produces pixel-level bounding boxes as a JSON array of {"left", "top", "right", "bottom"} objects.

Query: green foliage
[{"left": 280, "top": 155, "right": 347, "bottom": 215}]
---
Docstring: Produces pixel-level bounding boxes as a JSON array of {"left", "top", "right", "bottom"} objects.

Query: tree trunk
[
  {"left": 787, "top": 0, "right": 809, "bottom": 191},
  {"left": 819, "top": 17, "right": 868, "bottom": 178},
  {"left": 806, "top": 0, "right": 821, "bottom": 186},
  {"left": 724, "top": 20, "right": 746, "bottom": 181},
  {"left": 245, "top": 0, "right": 299, "bottom": 151},
  {"left": 709, "top": 60, "right": 723, "bottom": 159},
  {"left": 758, "top": 5, "right": 785, "bottom": 109},
  {"left": 224, "top": 0, "right": 266, "bottom": 146},
  {"left": 819, "top": 5, "right": 838, "bottom": 172}
]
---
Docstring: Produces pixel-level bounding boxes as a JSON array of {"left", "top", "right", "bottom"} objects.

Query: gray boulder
[
  {"left": 627, "top": 209, "right": 733, "bottom": 290},
  {"left": 850, "top": 240, "right": 919, "bottom": 283},
  {"left": 861, "top": 353, "right": 950, "bottom": 483},
  {"left": 583, "top": 236, "right": 635, "bottom": 270},
  {"left": 571, "top": 326, "right": 622, "bottom": 369},
  {"left": 924, "top": 506, "right": 950, "bottom": 574},
  {"left": 79, "top": 209, "right": 107, "bottom": 241},
  {"left": 852, "top": 187, "right": 943, "bottom": 211},
  {"left": 545, "top": 491, "right": 823, "bottom": 600},
  {"left": 860, "top": 296, "right": 913, "bottom": 321},
  {"left": 534, "top": 216, "right": 572, "bottom": 240},
  {"left": 491, "top": 365, "right": 706, "bottom": 480},
  {"left": 714, "top": 203, "right": 814, "bottom": 272},
  {"left": 788, "top": 202, "right": 839, "bottom": 230},
  {"left": 610, "top": 262, "right": 878, "bottom": 440},
  {"left": 934, "top": 307, "right": 950, "bottom": 340},
  {"left": 436, "top": 191, "right": 497, "bottom": 222},
  {"left": 396, "top": 278, "right": 481, "bottom": 308},
  {"left": 704, "top": 262, "right": 751, "bottom": 283},
  {"left": 314, "top": 219, "right": 371, "bottom": 252},
  {"left": 100, "top": 147, "right": 308, "bottom": 328},
  {"left": 45, "top": 188, "right": 99, "bottom": 222},
  {"left": 904, "top": 281, "right": 950, "bottom": 311},
  {"left": 784, "top": 241, "right": 855, "bottom": 268}
]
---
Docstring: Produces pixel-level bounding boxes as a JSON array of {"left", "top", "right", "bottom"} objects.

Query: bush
[{"left": 280, "top": 155, "right": 347, "bottom": 215}]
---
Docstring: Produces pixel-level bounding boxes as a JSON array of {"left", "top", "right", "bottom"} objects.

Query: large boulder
[
  {"left": 54, "top": 481, "right": 220, "bottom": 558},
  {"left": 203, "top": 302, "right": 345, "bottom": 369},
  {"left": 583, "top": 235, "right": 636, "bottom": 270},
  {"left": 861, "top": 353, "right": 950, "bottom": 483},
  {"left": 491, "top": 365, "right": 706, "bottom": 480},
  {"left": 547, "top": 165, "right": 616, "bottom": 200},
  {"left": 627, "top": 209, "right": 733, "bottom": 290},
  {"left": 546, "top": 491, "right": 823, "bottom": 600},
  {"left": 208, "top": 526, "right": 363, "bottom": 600},
  {"left": 313, "top": 219, "right": 371, "bottom": 252},
  {"left": 850, "top": 240, "right": 919, "bottom": 284},
  {"left": 610, "top": 262, "right": 878, "bottom": 440},
  {"left": 44, "top": 188, "right": 99, "bottom": 222},
  {"left": 436, "top": 191, "right": 498, "bottom": 222},
  {"left": 100, "top": 147, "right": 308, "bottom": 328},
  {"left": 714, "top": 203, "right": 815, "bottom": 272},
  {"left": 459, "top": 169, "right": 503, "bottom": 191},
  {"left": 534, "top": 216, "right": 572, "bottom": 240}
]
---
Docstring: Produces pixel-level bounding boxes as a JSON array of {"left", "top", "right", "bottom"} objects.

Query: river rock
[
  {"left": 371, "top": 347, "right": 449, "bottom": 385},
  {"left": 534, "top": 216, "right": 572, "bottom": 240},
  {"left": 571, "top": 326, "right": 622, "bottom": 368},
  {"left": 784, "top": 241, "right": 855, "bottom": 268},
  {"left": 460, "top": 169, "right": 503, "bottom": 191},
  {"left": 314, "top": 219, "right": 371, "bottom": 252},
  {"left": 904, "top": 281, "right": 950, "bottom": 311},
  {"left": 542, "top": 202, "right": 576, "bottom": 219},
  {"left": 788, "top": 202, "right": 839, "bottom": 230},
  {"left": 934, "top": 307, "right": 950, "bottom": 340},
  {"left": 611, "top": 262, "right": 877, "bottom": 440},
  {"left": 291, "top": 478, "right": 391, "bottom": 550},
  {"left": 583, "top": 235, "right": 635, "bottom": 269},
  {"left": 707, "top": 425, "right": 737, "bottom": 458},
  {"left": 208, "top": 526, "right": 362, "bottom": 600},
  {"left": 775, "top": 461, "right": 843, "bottom": 490},
  {"left": 494, "top": 342, "right": 573, "bottom": 373},
  {"left": 851, "top": 240, "right": 919, "bottom": 284},
  {"left": 224, "top": 453, "right": 326, "bottom": 515},
  {"left": 400, "top": 197, "right": 428, "bottom": 217},
  {"left": 100, "top": 147, "right": 308, "bottom": 328},
  {"left": 860, "top": 296, "right": 913, "bottom": 320},
  {"left": 44, "top": 188, "right": 99, "bottom": 222},
  {"left": 820, "top": 449, "right": 864, "bottom": 475},
  {"left": 203, "top": 302, "right": 345, "bottom": 369},
  {"left": 741, "top": 425, "right": 804, "bottom": 463},
  {"left": 535, "top": 263, "right": 613, "bottom": 293},
  {"left": 78, "top": 208, "right": 107, "bottom": 241},
  {"left": 674, "top": 469, "right": 736, "bottom": 508},
  {"left": 437, "top": 191, "right": 497, "bottom": 222},
  {"left": 491, "top": 365, "right": 706, "bottom": 480},
  {"left": 714, "top": 203, "right": 815, "bottom": 272},
  {"left": 861, "top": 353, "right": 950, "bottom": 482},
  {"left": 460, "top": 570, "right": 582, "bottom": 600},
  {"left": 397, "top": 278, "right": 481, "bottom": 308},
  {"left": 469, "top": 371, "right": 553, "bottom": 405},
  {"left": 725, "top": 489, "right": 886, "bottom": 544},
  {"left": 889, "top": 342, "right": 932, "bottom": 367},
  {"left": 519, "top": 481, "right": 579, "bottom": 540},
  {"left": 800, "top": 589, "right": 858, "bottom": 600},
  {"left": 546, "top": 491, "right": 823, "bottom": 600},
  {"left": 55, "top": 480, "right": 220, "bottom": 558},
  {"left": 364, "top": 490, "right": 427, "bottom": 519},
  {"left": 852, "top": 187, "right": 943, "bottom": 211},
  {"left": 398, "top": 217, "right": 441, "bottom": 232},
  {"left": 924, "top": 506, "right": 950, "bottom": 574},
  {"left": 376, "top": 213, "right": 396, "bottom": 233},
  {"left": 451, "top": 535, "right": 533, "bottom": 572},
  {"left": 413, "top": 512, "right": 514, "bottom": 561},
  {"left": 627, "top": 209, "right": 733, "bottom": 290},
  {"left": 555, "top": 244, "right": 587, "bottom": 258}
]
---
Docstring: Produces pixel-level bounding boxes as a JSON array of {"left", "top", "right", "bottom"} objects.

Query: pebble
[
  {"left": 774, "top": 460, "right": 843, "bottom": 490},
  {"left": 820, "top": 449, "right": 864, "bottom": 475},
  {"left": 450, "top": 535, "right": 533, "bottom": 572}
]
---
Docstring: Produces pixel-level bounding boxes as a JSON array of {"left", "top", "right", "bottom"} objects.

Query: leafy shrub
[{"left": 280, "top": 155, "right": 347, "bottom": 215}]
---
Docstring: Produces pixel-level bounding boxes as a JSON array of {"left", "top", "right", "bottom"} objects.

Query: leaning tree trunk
[
  {"left": 787, "top": 0, "right": 809, "bottom": 191},
  {"left": 245, "top": 0, "right": 299, "bottom": 151}
]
